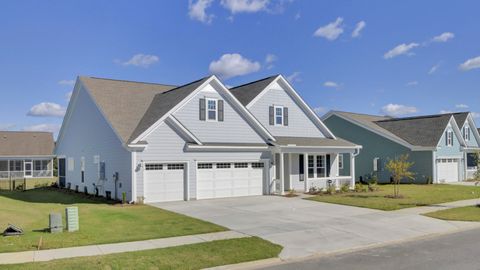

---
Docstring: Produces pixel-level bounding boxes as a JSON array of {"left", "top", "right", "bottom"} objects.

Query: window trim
[
  {"left": 307, "top": 154, "right": 328, "bottom": 179},
  {"left": 273, "top": 105, "right": 284, "bottom": 126},
  {"left": 338, "top": 154, "right": 344, "bottom": 169},
  {"left": 464, "top": 126, "right": 470, "bottom": 141},
  {"left": 206, "top": 98, "right": 218, "bottom": 122}
]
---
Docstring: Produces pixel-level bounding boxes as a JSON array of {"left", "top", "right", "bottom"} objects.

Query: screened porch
[{"left": 0, "top": 159, "right": 54, "bottom": 179}]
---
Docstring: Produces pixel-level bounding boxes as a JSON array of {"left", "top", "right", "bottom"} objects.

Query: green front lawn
[
  {"left": 307, "top": 184, "right": 479, "bottom": 211},
  {"left": 424, "top": 206, "right": 480, "bottom": 221},
  {"left": 0, "top": 188, "right": 226, "bottom": 253},
  {"left": 0, "top": 237, "right": 282, "bottom": 270}
]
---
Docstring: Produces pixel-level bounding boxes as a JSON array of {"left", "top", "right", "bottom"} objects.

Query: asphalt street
[{"left": 261, "top": 228, "right": 480, "bottom": 270}]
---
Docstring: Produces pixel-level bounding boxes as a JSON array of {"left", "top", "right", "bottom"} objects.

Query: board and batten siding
[
  {"left": 324, "top": 115, "right": 433, "bottom": 184},
  {"left": 55, "top": 84, "right": 132, "bottom": 201},
  {"left": 136, "top": 122, "right": 271, "bottom": 200},
  {"left": 173, "top": 83, "right": 265, "bottom": 143},
  {"left": 248, "top": 81, "right": 326, "bottom": 138}
]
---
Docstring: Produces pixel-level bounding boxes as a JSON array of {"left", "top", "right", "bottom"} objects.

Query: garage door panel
[
  {"left": 145, "top": 163, "right": 185, "bottom": 203},
  {"left": 197, "top": 162, "right": 264, "bottom": 200},
  {"left": 437, "top": 158, "right": 459, "bottom": 183}
]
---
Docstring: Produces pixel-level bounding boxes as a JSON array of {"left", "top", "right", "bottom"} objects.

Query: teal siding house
[{"left": 323, "top": 111, "right": 480, "bottom": 184}]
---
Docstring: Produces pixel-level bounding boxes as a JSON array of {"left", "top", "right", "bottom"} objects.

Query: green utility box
[{"left": 65, "top": 207, "right": 79, "bottom": 232}]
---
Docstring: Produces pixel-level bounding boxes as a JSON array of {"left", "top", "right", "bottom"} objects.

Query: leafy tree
[{"left": 385, "top": 154, "right": 415, "bottom": 198}]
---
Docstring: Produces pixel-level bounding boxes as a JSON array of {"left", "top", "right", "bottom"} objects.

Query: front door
[
  {"left": 299, "top": 154, "right": 304, "bottom": 182},
  {"left": 24, "top": 161, "right": 32, "bottom": 178}
]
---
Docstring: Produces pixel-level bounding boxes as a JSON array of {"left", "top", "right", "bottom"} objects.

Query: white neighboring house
[{"left": 55, "top": 75, "right": 360, "bottom": 203}]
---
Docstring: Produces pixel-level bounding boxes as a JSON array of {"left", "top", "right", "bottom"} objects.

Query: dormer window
[
  {"left": 206, "top": 98, "right": 217, "bottom": 121},
  {"left": 446, "top": 130, "right": 453, "bottom": 146},
  {"left": 464, "top": 126, "right": 470, "bottom": 141},
  {"left": 274, "top": 106, "right": 284, "bottom": 125}
]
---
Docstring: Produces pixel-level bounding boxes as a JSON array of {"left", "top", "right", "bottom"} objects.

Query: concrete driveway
[{"left": 152, "top": 196, "right": 478, "bottom": 259}]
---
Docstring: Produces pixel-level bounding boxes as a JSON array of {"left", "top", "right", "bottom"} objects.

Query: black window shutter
[
  {"left": 326, "top": 154, "right": 331, "bottom": 177},
  {"left": 199, "top": 98, "right": 206, "bottom": 121},
  {"left": 445, "top": 131, "right": 448, "bottom": 145},
  {"left": 218, "top": 100, "right": 224, "bottom": 121},
  {"left": 283, "top": 107, "right": 289, "bottom": 126},
  {"left": 269, "top": 106, "right": 274, "bottom": 125}
]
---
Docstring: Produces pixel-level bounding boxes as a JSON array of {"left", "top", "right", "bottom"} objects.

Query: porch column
[
  {"left": 303, "top": 153, "right": 308, "bottom": 192},
  {"left": 279, "top": 153, "right": 285, "bottom": 195},
  {"left": 288, "top": 153, "right": 292, "bottom": 190},
  {"left": 7, "top": 160, "right": 10, "bottom": 179},
  {"left": 331, "top": 153, "right": 339, "bottom": 189},
  {"left": 350, "top": 154, "right": 356, "bottom": 189}
]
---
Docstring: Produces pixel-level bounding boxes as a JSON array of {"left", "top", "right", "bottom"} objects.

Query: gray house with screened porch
[
  {"left": 55, "top": 74, "right": 360, "bottom": 203},
  {"left": 0, "top": 131, "right": 55, "bottom": 189}
]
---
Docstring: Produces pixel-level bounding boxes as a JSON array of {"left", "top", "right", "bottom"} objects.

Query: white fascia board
[
  {"left": 166, "top": 115, "right": 203, "bottom": 145},
  {"left": 411, "top": 146, "right": 436, "bottom": 151},
  {"left": 185, "top": 144, "right": 269, "bottom": 151},
  {"left": 466, "top": 113, "right": 480, "bottom": 147},
  {"left": 209, "top": 76, "right": 276, "bottom": 142},
  {"left": 131, "top": 76, "right": 215, "bottom": 144},
  {"left": 325, "top": 111, "right": 415, "bottom": 150},
  {"left": 245, "top": 75, "right": 281, "bottom": 110},
  {"left": 55, "top": 77, "right": 82, "bottom": 154}
]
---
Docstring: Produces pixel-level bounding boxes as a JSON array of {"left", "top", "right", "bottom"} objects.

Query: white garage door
[
  {"left": 144, "top": 163, "right": 185, "bottom": 203},
  {"left": 437, "top": 158, "right": 459, "bottom": 183},
  {"left": 197, "top": 162, "right": 264, "bottom": 199}
]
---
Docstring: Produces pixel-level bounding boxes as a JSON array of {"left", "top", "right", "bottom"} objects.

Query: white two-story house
[{"left": 55, "top": 75, "right": 360, "bottom": 203}]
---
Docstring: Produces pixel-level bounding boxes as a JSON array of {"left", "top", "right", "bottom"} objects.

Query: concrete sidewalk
[
  {"left": 394, "top": 198, "right": 480, "bottom": 215},
  {"left": 0, "top": 231, "right": 247, "bottom": 265}
]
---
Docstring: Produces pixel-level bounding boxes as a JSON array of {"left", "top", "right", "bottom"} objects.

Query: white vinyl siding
[
  {"left": 55, "top": 84, "right": 132, "bottom": 201},
  {"left": 173, "top": 84, "right": 265, "bottom": 143},
  {"left": 248, "top": 82, "right": 326, "bottom": 137}
]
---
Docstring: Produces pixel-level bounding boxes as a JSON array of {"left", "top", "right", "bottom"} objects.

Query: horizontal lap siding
[
  {"left": 173, "top": 85, "right": 265, "bottom": 143},
  {"left": 136, "top": 123, "right": 271, "bottom": 200},
  {"left": 55, "top": 85, "right": 132, "bottom": 200},
  {"left": 248, "top": 82, "right": 325, "bottom": 138}
]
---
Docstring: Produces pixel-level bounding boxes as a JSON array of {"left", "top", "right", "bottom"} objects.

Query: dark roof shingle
[
  {"left": 0, "top": 131, "right": 54, "bottom": 156},
  {"left": 229, "top": 75, "right": 278, "bottom": 106}
]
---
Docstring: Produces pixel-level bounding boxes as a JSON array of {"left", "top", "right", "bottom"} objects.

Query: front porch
[
  {"left": 271, "top": 145, "right": 359, "bottom": 195},
  {"left": 465, "top": 150, "right": 479, "bottom": 180}
]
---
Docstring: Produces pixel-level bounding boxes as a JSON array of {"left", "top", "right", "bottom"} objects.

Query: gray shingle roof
[
  {"left": 80, "top": 77, "right": 177, "bottom": 144},
  {"left": 333, "top": 111, "right": 468, "bottom": 147},
  {"left": 274, "top": 136, "right": 358, "bottom": 148},
  {"left": 0, "top": 131, "right": 54, "bottom": 156},
  {"left": 229, "top": 75, "right": 278, "bottom": 106},
  {"left": 453, "top": 112, "right": 469, "bottom": 127},
  {"left": 128, "top": 77, "right": 210, "bottom": 143}
]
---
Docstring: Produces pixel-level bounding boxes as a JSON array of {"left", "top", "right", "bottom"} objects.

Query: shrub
[
  {"left": 355, "top": 183, "right": 364, "bottom": 192},
  {"left": 368, "top": 183, "right": 379, "bottom": 192},
  {"left": 340, "top": 183, "right": 350, "bottom": 193},
  {"left": 309, "top": 186, "right": 318, "bottom": 194},
  {"left": 326, "top": 184, "right": 336, "bottom": 195}
]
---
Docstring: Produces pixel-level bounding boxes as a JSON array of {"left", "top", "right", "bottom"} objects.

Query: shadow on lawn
[{"left": 0, "top": 187, "right": 115, "bottom": 205}]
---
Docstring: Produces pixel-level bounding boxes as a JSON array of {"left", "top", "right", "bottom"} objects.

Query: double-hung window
[
  {"left": 446, "top": 130, "right": 453, "bottom": 146},
  {"left": 464, "top": 126, "right": 470, "bottom": 141},
  {"left": 274, "top": 106, "right": 284, "bottom": 126},
  {"left": 308, "top": 154, "right": 327, "bottom": 179},
  {"left": 206, "top": 98, "right": 217, "bottom": 121}
]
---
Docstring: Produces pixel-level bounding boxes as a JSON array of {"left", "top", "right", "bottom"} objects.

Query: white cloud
[
  {"left": 428, "top": 63, "right": 440, "bottom": 74},
  {"left": 313, "top": 106, "right": 328, "bottom": 115},
  {"left": 406, "top": 81, "right": 419, "bottom": 86},
  {"left": 286, "top": 71, "right": 301, "bottom": 83},
  {"left": 456, "top": 104, "right": 469, "bottom": 109},
  {"left": 382, "top": 103, "right": 418, "bottom": 117},
  {"left": 459, "top": 56, "right": 480, "bottom": 71},
  {"left": 221, "top": 0, "right": 269, "bottom": 14},
  {"left": 352, "top": 20, "right": 366, "bottom": 38},
  {"left": 27, "top": 102, "right": 66, "bottom": 117},
  {"left": 58, "top": 79, "right": 75, "bottom": 86},
  {"left": 323, "top": 81, "right": 339, "bottom": 88},
  {"left": 265, "top": 53, "right": 277, "bottom": 69},
  {"left": 120, "top": 54, "right": 159, "bottom": 68},
  {"left": 0, "top": 124, "right": 15, "bottom": 130},
  {"left": 23, "top": 124, "right": 61, "bottom": 134},
  {"left": 440, "top": 110, "right": 453, "bottom": 114},
  {"left": 313, "top": 17, "right": 344, "bottom": 41},
  {"left": 432, "top": 32, "right": 455, "bottom": 42},
  {"left": 188, "top": 0, "right": 214, "bottom": 24},
  {"left": 383, "top": 43, "right": 419, "bottom": 59},
  {"left": 209, "top": 53, "right": 261, "bottom": 79}
]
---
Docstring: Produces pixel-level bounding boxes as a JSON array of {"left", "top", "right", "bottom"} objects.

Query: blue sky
[{"left": 1, "top": 0, "right": 480, "bottom": 136}]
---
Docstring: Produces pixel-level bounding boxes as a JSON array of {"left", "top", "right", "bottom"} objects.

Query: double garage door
[
  {"left": 197, "top": 162, "right": 265, "bottom": 199},
  {"left": 437, "top": 158, "right": 459, "bottom": 183},
  {"left": 144, "top": 161, "right": 265, "bottom": 203}
]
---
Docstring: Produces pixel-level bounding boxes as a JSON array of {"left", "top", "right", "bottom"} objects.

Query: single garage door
[
  {"left": 437, "top": 158, "right": 459, "bottom": 183},
  {"left": 197, "top": 162, "right": 264, "bottom": 199},
  {"left": 144, "top": 163, "right": 185, "bottom": 202}
]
